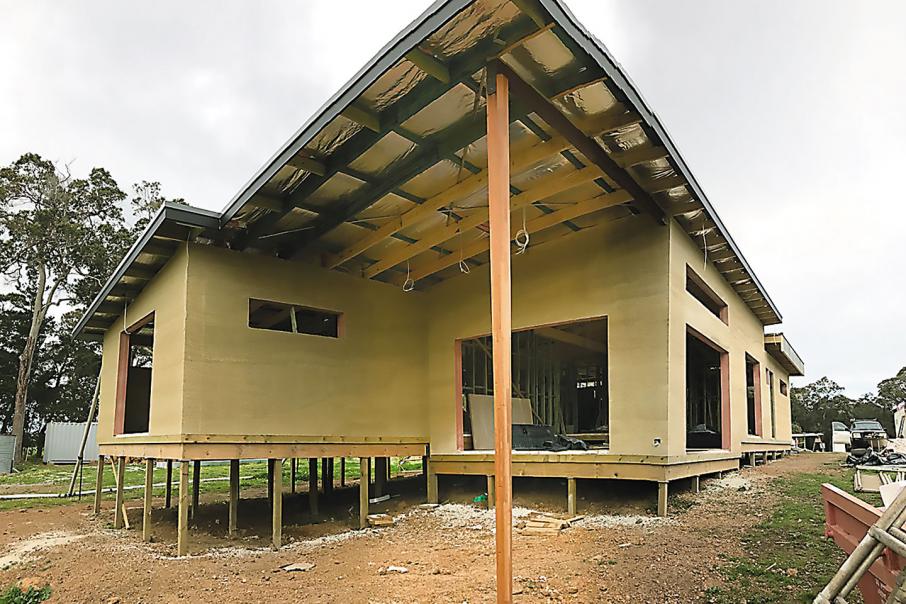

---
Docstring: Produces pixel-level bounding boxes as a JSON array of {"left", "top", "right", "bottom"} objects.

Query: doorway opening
[
  {"left": 746, "top": 354, "right": 762, "bottom": 436},
  {"left": 686, "top": 329, "right": 729, "bottom": 450},
  {"left": 114, "top": 313, "right": 154, "bottom": 435},
  {"left": 458, "top": 317, "right": 609, "bottom": 449}
]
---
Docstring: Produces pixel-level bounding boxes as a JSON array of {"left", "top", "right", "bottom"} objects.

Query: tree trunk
[{"left": 11, "top": 264, "right": 50, "bottom": 465}]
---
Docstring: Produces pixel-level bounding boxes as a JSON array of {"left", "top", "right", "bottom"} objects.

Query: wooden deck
[{"left": 428, "top": 448, "right": 743, "bottom": 517}]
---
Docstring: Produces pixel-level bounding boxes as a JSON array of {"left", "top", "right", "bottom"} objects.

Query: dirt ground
[{"left": 0, "top": 454, "right": 830, "bottom": 603}]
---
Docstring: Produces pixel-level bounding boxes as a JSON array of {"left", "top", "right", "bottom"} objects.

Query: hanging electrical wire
[
  {"left": 514, "top": 205, "right": 530, "bottom": 255},
  {"left": 458, "top": 228, "right": 470, "bottom": 274},
  {"left": 402, "top": 259, "right": 415, "bottom": 292}
]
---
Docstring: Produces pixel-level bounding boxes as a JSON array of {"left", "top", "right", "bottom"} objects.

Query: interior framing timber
[
  {"left": 362, "top": 165, "right": 605, "bottom": 279},
  {"left": 495, "top": 60, "right": 668, "bottom": 223},
  {"left": 401, "top": 189, "right": 632, "bottom": 282}
]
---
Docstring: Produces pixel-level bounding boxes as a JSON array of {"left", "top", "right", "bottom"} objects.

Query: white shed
[
  {"left": 43, "top": 422, "right": 98, "bottom": 464},
  {"left": 0, "top": 434, "right": 15, "bottom": 473}
]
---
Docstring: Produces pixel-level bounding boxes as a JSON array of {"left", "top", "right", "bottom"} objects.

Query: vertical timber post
[
  {"left": 291, "top": 458, "right": 297, "bottom": 494},
  {"left": 692, "top": 475, "right": 701, "bottom": 494},
  {"left": 657, "top": 481, "right": 669, "bottom": 517},
  {"left": 177, "top": 461, "right": 189, "bottom": 556},
  {"left": 487, "top": 475, "right": 495, "bottom": 510},
  {"left": 165, "top": 460, "right": 173, "bottom": 508},
  {"left": 567, "top": 478, "right": 577, "bottom": 516},
  {"left": 229, "top": 459, "right": 239, "bottom": 537},
  {"left": 326, "top": 458, "right": 334, "bottom": 495},
  {"left": 93, "top": 454, "right": 104, "bottom": 516},
  {"left": 308, "top": 458, "right": 319, "bottom": 516},
  {"left": 114, "top": 456, "right": 126, "bottom": 529},
  {"left": 374, "top": 457, "right": 387, "bottom": 498},
  {"left": 191, "top": 460, "right": 201, "bottom": 519},
  {"left": 143, "top": 458, "right": 154, "bottom": 542},
  {"left": 340, "top": 457, "right": 346, "bottom": 488},
  {"left": 272, "top": 458, "right": 283, "bottom": 549},
  {"left": 359, "top": 457, "right": 369, "bottom": 529},
  {"left": 267, "top": 459, "right": 274, "bottom": 504},
  {"left": 427, "top": 459, "right": 438, "bottom": 504},
  {"left": 487, "top": 67, "right": 513, "bottom": 604}
]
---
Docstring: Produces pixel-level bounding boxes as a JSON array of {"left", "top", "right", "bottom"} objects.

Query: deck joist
[{"left": 97, "top": 434, "right": 428, "bottom": 460}]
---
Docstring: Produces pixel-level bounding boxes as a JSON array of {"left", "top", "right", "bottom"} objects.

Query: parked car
[
  {"left": 831, "top": 421, "right": 851, "bottom": 453},
  {"left": 849, "top": 419, "right": 888, "bottom": 453}
]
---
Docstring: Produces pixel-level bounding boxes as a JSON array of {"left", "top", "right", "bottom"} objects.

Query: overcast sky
[{"left": 1, "top": 1, "right": 903, "bottom": 395}]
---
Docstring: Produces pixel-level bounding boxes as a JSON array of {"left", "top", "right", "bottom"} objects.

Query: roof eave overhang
[
  {"left": 72, "top": 202, "right": 221, "bottom": 339},
  {"left": 217, "top": 0, "right": 782, "bottom": 326},
  {"left": 764, "top": 333, "right": 805, "bottom": 377}
]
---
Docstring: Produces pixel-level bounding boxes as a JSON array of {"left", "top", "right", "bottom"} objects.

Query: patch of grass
[
  {"left": 706, "top": 462, "right": 867, "bottom": 604},
  {"left": 0, "top": 585, "right": 52, "bottom": 604},
  {"left": 0, "top": 456, "right": 423, "bottom": 512}
]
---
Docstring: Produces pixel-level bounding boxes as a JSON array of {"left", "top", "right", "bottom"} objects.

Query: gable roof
[{"left": 75, "top": 0, "right": 782, "bottom": 338}]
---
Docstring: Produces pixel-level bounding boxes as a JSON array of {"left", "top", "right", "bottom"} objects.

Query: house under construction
[{"left": 74, "top": 0, "right": 805, "bottom": 558}]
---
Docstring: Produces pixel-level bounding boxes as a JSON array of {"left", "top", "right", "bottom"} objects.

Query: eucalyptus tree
[{"left": 0, "top": 153, "right": 129, "bottom": 463}]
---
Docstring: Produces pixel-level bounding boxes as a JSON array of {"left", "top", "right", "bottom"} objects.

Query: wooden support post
[
  {"left": 374, "top": 457, "right": 387, "bottom": 498},
  {"left": 229, "top": 459, "right": 239, "bottom": 537},
  {"left": 427, "top": 460, "right": 438, "bottom": 504},
  {"left": 567, "top": 478, "right": 577, "bottom": 516},
  {"left": 93, "top": 455, "right": 104, "bottom": 516},
  {"left": 177, "top": 461, "right": 189, "bottom": 556},
  {"left": 340, "top": 457, "right": 346, "bottom": 487},
  {"left": 359, "top": 457, "right": 369, "bottom": 529},
  {"left": 272, "top": 458, "right": 283, "bottom": 549},
  {"left": 143, "top": 458, "right": 154, "bottom": 542},
  {"left": 488, "top": 69, "right": 513, "bottom": 604},
  {"left": 267, "top": 458, "right": 274, "bottom": 504},
  {"left": 487, "top": 475, "right": 496, "bottom": 510},
  {"left": 657, "top": 481, "right": 669, "bottom": 517},
  {"left": 326, "top": 458, "right": 334, "bottom": 495},
  {"left": 308, "top": 458, "right": 318, "bottom": 516},
  {"left": 692, "top": 475, "right": 701, "bottom": 494},
  {"left": 191, "top": 460, "right": 201, "bottom": 520},
  {"left": 291, "top": 458, "right": 297, "bottom": 494},
  {"left": 165, "top": 460, "right": 173, "bottom": 508},
  {"left": 321, "top": 458, "right": 329, "bottom": 494},
  {"left": 114, "top": 456, "right": 126, "bottom": 529}
]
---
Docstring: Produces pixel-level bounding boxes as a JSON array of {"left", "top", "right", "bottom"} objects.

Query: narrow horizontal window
[
  {"left": 686, "top": 266, "right": 728, "bottom": 324},
  {"left": 249, "top": 299, "right": 340, "bottom": 338}
]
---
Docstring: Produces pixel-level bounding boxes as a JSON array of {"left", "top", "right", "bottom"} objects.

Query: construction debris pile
[{"left": 845, "top": 449, "right": 906, "bottom": 467}]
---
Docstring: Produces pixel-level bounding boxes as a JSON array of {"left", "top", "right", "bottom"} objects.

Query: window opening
[{"left": 249, "top": 299, "right": 340, "bottom": 338}]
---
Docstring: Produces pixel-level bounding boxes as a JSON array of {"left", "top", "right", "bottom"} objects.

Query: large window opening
[
  {"left": 115, "top": 313, "right": 154, "bottom": 435},
  {"left": 248, "top": 299, "right": 341, "bottom": 338},
  {"left": 459, "top": 317, "right": 608, "bottom": 450},
  {"left": 746, "top": 354, "right": 761, "bottom": 436},
  {"left": 686, "top": 330, "right": 727, "bottom": 450}
]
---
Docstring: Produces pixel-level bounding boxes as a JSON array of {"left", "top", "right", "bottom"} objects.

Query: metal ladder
[{"left": 815, "top": 484, "right": 906, "bottom": 603}]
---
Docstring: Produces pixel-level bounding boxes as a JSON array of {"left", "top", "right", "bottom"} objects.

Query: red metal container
[{"left": 821, "top": 483, "right": 904, "bottom": 604}]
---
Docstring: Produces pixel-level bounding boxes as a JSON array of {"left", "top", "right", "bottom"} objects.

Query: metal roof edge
[
  {"left": 72, "top": 202, "right": 221, "bottom": 338},
  {"left": 538, "top": 0, "right": 782, "bottom": 322},
  {"left": 218, "top": 0, "right": 472, "bottom": 227}
]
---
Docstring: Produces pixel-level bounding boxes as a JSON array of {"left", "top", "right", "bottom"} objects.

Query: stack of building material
[
  {"left": 516, "top": 512, "right": 583, "bottom": 535},
  {"left": 367, "top": 513, "right": 394, "bottom": 528}
]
